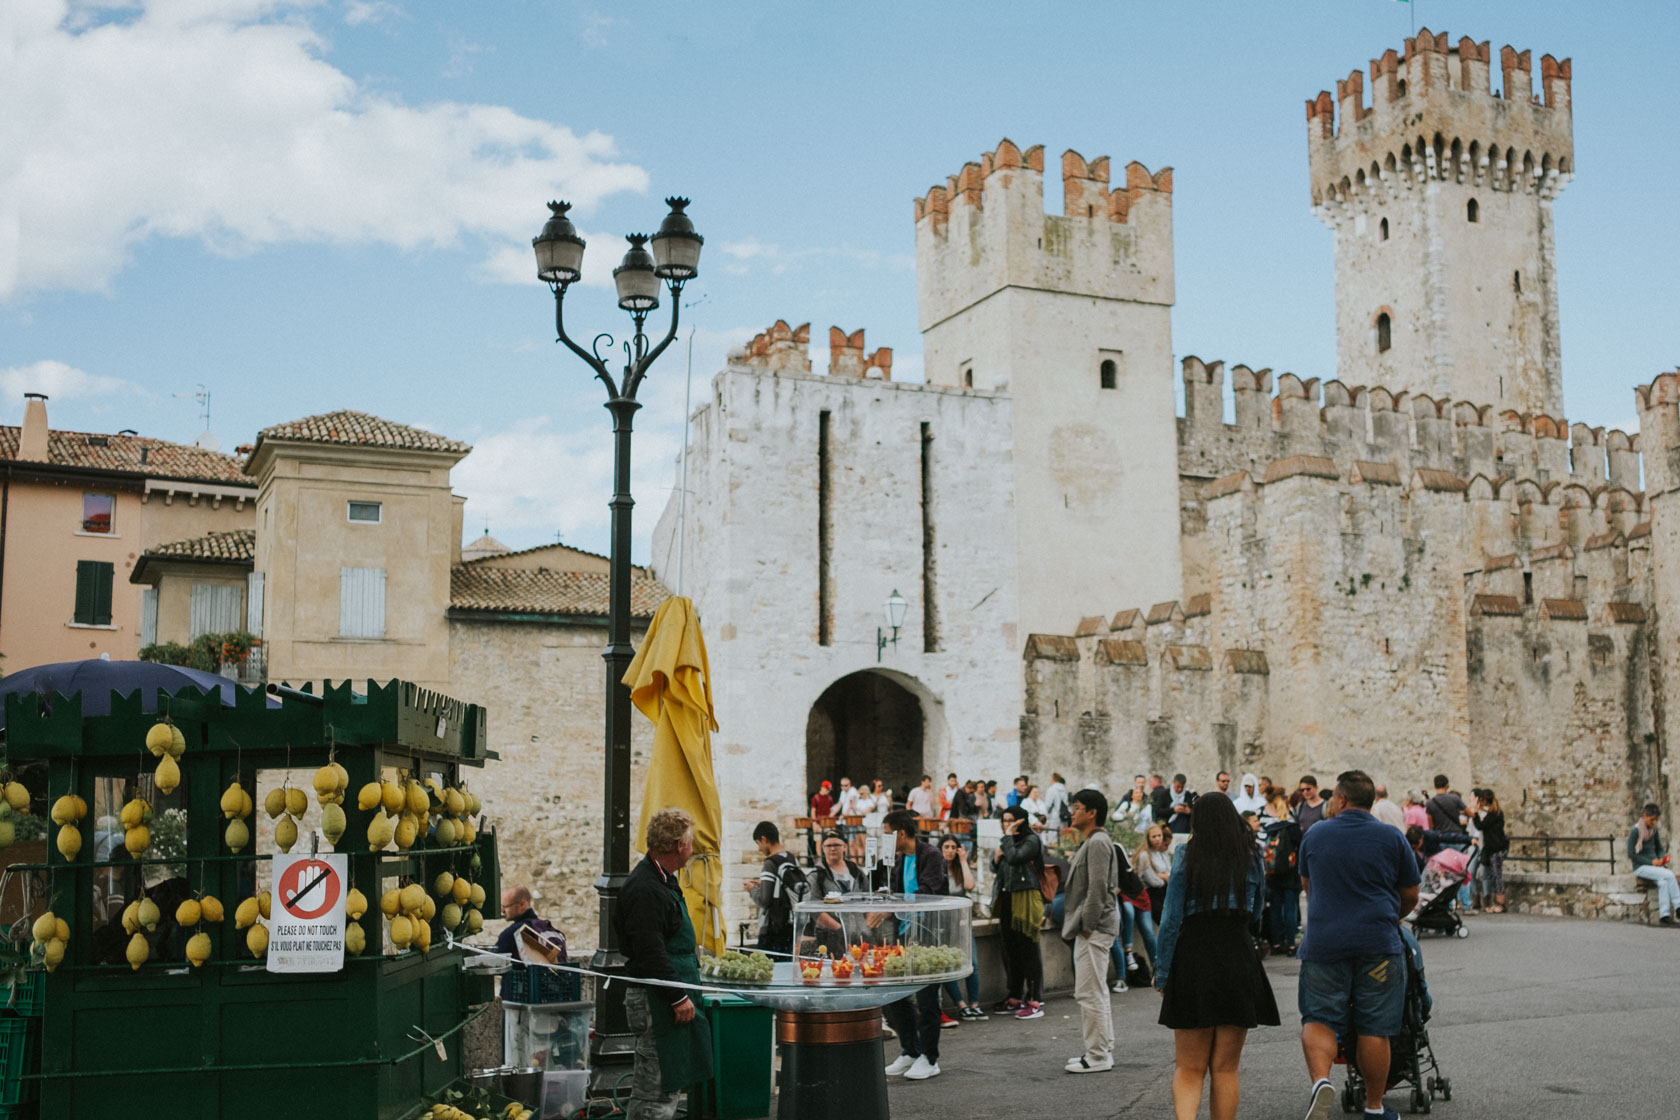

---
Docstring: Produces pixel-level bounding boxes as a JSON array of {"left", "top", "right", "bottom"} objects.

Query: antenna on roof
[{"left": 174, "top": 383, "right": 220, "bottom": 451}]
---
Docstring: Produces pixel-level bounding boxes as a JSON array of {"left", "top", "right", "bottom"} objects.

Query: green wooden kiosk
[{"left": 3, "top": 677, "right": 502, "bottom": 1119}]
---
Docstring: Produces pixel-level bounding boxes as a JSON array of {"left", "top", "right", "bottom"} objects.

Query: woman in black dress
[{"left": 1152, "top": 792, "right": 1279, "bottom": 1120}]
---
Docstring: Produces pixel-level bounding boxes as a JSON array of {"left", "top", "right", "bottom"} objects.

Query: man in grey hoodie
[{"left": 1062, "top": 787, "right": 1120, "bottom": 1073}]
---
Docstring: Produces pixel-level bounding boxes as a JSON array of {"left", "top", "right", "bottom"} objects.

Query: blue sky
[{"left": 5, "top": 0, "right": 1676, "bottom": 561}]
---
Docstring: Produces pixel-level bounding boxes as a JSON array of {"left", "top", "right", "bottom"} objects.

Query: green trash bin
[{"left": 695, "top": 994, "right": 772, "bottom": 1119}]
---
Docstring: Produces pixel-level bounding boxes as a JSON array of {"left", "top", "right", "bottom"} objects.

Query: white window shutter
[
  {"left": 246, "top": 571, "right": 265, "bottom": 637},
  {"left": 190, "top": 584, "right": 244, "bottom": 638},
  {"left": 140, "top": 588, "right": 158, "bottom": 647},
  {"left": 339, "top": 567, "right": 386, "bottom": 638}
]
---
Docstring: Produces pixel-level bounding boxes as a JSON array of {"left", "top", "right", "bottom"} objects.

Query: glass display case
[{"left": 792, "top": 892, "right": 971, "bottom": 988}]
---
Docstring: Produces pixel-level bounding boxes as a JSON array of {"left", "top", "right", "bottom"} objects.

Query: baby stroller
[
  {"left": 1341, "top": 927, "right": 1452, "bottom": 1114},
  {"left": 1409, "top": 845, "right": 1479, "bottom": 939}
]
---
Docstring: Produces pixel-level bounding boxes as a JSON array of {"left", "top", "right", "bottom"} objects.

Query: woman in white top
[
  {"left": 1019, "top": 785, "right": 1048, "bottom": 828},
  {"left": 1113, "top": 783, "right": 1153, "bottom": 827}
]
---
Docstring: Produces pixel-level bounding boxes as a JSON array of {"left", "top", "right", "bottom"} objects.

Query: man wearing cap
[{"left": 811, "top": 781, "right": 835, "bottom": 819}]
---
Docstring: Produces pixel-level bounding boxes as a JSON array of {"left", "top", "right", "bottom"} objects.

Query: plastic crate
[
  {"left": 503, "top": 963, "right": 580, "bottom": 1004},
  {"left": 1, "top": 973, "right": 43, "bottom": 1018},
  {"left": 0, "top": 1017, "right": 38, "bottom": 1104}
]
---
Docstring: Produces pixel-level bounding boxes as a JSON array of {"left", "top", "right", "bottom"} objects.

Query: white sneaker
[
  {"left": 904, "top": 1056, "right": 941, "bottom": 1080},
  {"left": 1305, "top": 1078, "right": 1335, "bottom": 1120},
  {"left": 1112, "top": 979, "right": 1128, "bottom": 993},
  {"left": 884, "top": 1054, "right": 916, "bottom": 1077},
  {"left": 1065, "top": 1055, "right": 1113, "bottom": 1074}
]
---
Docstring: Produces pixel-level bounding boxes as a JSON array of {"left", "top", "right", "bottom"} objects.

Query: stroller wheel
[
  {"left": 1341, "top": 1086, "right": 1360, "bottom": 1114},
  {"left": 1412, "top": 1087, "right": 1431, "bottom": 1113},
  {"left": 1438, "top": 1078, "right": 1452, "bottom": 1101},
  {"left": 1455, "top": 924, "right": 1470, "bottom": 938}
]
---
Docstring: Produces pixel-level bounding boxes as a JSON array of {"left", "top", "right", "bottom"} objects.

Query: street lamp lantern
[
  {"left": 878, "top": 588, "right": 908, "bottom": 661},
  {"left": 531, "top": 195, "right": 699, "bottom": 1083},
  {"left": 612, "top": 234, "right": 661, "bottom": 312},
  {"left": 885, "top": 589, "right": 908, "bottom": 631},
  {"left": 650, "top": 197, "right": 704, "bottom": 280},
  {"left": 532, "top": 201, "right": 586, "bottom": 286}
]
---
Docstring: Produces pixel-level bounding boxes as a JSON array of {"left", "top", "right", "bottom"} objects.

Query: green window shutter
[
  {"left": 74, "top": 561, "right": 95, "bottom": 624},
  {"left": 93, "top": 561, "right": 113, "bottom": 625},
  {"left": 75, "top": 561, "right": 113, "bottom": 625}
]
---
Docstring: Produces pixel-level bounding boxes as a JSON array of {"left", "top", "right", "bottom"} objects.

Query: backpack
[
  {"left": 1263, "top": 819, "right": 1300, "bottom": 876},
  {"left": 1038, "top": 862, "right": 1060, "bottom": 903},
  {"left": 761, "top": 851, "right": 807, "bottom": 935}
]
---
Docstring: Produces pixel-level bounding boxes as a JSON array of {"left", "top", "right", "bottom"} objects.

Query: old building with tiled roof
[
  {"left": 250, "top": 409, "right": 473, "bottom": 460},
  {"left": 449, "top": 566, "right": 668, "bottom": 621},
  {"left": 0, "top": 393, "right": 257, "bottom": 668}
]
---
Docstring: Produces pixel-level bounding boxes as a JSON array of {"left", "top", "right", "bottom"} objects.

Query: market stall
[{"left": 1, "top": 670, "right": 508, "bottom": 1120}]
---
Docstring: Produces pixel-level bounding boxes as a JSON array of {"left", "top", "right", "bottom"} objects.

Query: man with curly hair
[{"left": 615, "top": 808, "right": 713, "bottom": 1119}]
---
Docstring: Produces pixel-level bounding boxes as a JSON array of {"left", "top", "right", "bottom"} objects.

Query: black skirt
[{"left": 1158, "top": 911, "right": 1281, "bottom": 1030}]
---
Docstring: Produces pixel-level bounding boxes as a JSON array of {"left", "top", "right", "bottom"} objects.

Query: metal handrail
[{"left": 1503, "top": 834, "right": 1619, "bottom": 874}]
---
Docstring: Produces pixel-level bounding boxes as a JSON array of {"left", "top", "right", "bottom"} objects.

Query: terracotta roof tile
[
  {"left": 1531, "top": 543, "right": 1573, "bottom": 563},
  {"left": 143, "top": 529, "right": 256, "bottom": 564},
  {"left": 1471, "top": 594, "right": 1524, "bottom": 617},
  {"left": 1350, "top": 460, "right": 1401, "bottom": 485},
  {"left": 1109, "top": 609, "right": 1142, "bottom": 632},
  {"left": 1540, "top": 598, "right": 1587, "bottom": 621},
  {"left": 1165, "top": 644, "right": 1212, "bottom": 671},
  {"left": 449, "top": 566, "right": 667, "bottom": 620},
  {"left": 1201, "top": 471, "right": 1252, "bottom": 500},
  {"left": 1606, "top": 602, "right": 1648, "bottom": 624},
  {"left": 1584, "top": 531, "right": 1625, "bottom": 552},
  {"left": 1483, "top": 554, "right": 1520, "bottom": 572},
  {"left": 1023, "top": 634, "right": 1081, "bottom": 662},
  {"left": 1183, "top": 593, "right": 1211, "bottom": 618},
  {"left": 1074, "top": 615, "right": 1106, "bottom": 637},
  {"left": 0, "top": 426, "right": 252, "bottom": 486},
  {"left": 1628, "top": 521, "right": 1652, "bottom": 540},
  {"left": 256, "top": 410, "right": 471, "bottom": 456},
  {"left": 1262, "top": 455, "right": 1339, "bottom": 484},
  {"left": 1095, "top": 639, "right": 1147, "bottom": 667},
  {"left": 1146, "top": 600, "right": 1181, "bottom": 625},
  {"left": 1413, "top": 468, "right": 1469, "bottom": 493},
  {"left": 1225, "top": 649, "right": 1269, "bottom": 675}
]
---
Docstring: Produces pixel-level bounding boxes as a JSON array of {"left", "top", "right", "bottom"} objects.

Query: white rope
[{"left": 448, "top": 933, "right": 787, "bottom": 998}]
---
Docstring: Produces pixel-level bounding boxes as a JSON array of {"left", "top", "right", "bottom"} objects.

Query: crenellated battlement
[
  {"left": 1633, "top": 368, "right": 1680, "bottom": 493},
  {"left": 730, "top": 319, "right": 895, "bottom": 380},
  {"left": 1307, "top": 28, "right": 1572, "bottom": 215},
  {"left": 914, "top": 137, "right": 1174, "bottom": 351},
  {"left": 1177, "top": 354, "right": 1641, "bottom": 499}
]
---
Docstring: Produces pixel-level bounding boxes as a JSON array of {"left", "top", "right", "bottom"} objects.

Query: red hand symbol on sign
[{"left": 278, "top": 858, "right": 341, "bottom": 921}]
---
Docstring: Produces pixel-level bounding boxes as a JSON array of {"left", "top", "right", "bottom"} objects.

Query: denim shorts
[{"left": 1297, "top": 954, "right": 1405, "bottom": 1037}]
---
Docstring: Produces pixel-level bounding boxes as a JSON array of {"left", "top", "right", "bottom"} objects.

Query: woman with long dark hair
[
  {"left": 1474, "top": 789, "right": 1508, "bottom": 912},
  {"left": 1153, "top": 792, "right": 1279, "bottom": 1120},
  {"left": 991, "top": 805, "right": 1046, "bottom": 1018}
]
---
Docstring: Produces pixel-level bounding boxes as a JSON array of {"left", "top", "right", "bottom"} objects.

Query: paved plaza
[{"left": 887, "top": 914, "right": 1680, "bottom": 1119}]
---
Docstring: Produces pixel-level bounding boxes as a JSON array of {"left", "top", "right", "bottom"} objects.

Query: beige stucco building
[{"left": 0, "top": 393, "right": 256, "bottom": 668}]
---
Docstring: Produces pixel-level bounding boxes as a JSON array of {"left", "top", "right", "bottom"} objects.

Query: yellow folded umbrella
[{"left": 625, "top": 596, "right": 725, "bottom": 955}]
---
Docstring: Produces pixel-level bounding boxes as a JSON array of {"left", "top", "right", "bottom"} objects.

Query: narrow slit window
[
  {"left": 1467, "top": 198, "right": 1479, "bottom": 223},
  {"left": 1099, "top": 359, "right": 1117, "bottom": 390},
  {"left": 817, "top": 410, "right": 833, "bottom": 646},
  {"left": 1513, "top": 270, "right": 1522, "bottom": 294},
  {"left": 1379, "top": 217, "right": 1389, "bottom": 241},
  {"left": 1376, "top": 312, "right": 1392, "bottom": 353},
  {"left": 961, "top": 367, "right": 973, "bottom": 389}
]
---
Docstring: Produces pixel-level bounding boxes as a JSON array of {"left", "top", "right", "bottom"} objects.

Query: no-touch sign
[{"left": 268, "top": 852, "right": 347, "bottom": 973}]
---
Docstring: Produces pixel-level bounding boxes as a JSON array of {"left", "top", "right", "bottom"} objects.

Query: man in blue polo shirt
[{"left": 1296, "top": 770, "right": 1421, "bottom": 1120}]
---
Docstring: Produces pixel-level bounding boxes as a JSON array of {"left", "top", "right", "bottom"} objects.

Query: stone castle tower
[
  {"left": 913, "top": 142, "right": 1182, "bottom": 635},
  {"left": 1308, "top": 29, "right": 1573, "bottom": 415}
]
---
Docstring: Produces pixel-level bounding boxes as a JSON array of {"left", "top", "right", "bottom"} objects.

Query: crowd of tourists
[{"left": 607, "top": 771, "right": 1671, "bottom": 1120}]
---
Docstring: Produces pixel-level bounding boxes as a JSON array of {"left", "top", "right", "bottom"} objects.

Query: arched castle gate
[{"left": 804, "top": 669, "right": 949, "bottom": 804}]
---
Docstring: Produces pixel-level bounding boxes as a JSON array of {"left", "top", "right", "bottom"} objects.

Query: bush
[{"left": 139, "top": 631, "right": 257, "bottom": 674}]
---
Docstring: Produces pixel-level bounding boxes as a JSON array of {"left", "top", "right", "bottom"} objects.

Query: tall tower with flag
[{"left": 1307, "top": 29, "right": 1573, "bottom": 417}]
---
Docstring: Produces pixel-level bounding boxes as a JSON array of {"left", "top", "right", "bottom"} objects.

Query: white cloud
[
  {"left": 715, "top": 239, "right": 915, "bottom": 276},
  {"left": 0, "top": 359, "right": 145, "bottom": 402},
  {"left": 0, "top": 0, "right": 649, "bottom": 300},
  {"left": 342, "top": 0, "right": 397, "bottom": 26}
]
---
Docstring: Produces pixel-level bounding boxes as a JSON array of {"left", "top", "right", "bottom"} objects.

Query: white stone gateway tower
[
  {"left": 914, "top": 141, "right": 1184, "bottom": 637},
  {"left": 1308, "top": 29, "right": 1574, "bottom": 416}
]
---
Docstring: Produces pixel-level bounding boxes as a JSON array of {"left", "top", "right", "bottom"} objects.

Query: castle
[{"left": 649, "top": 27, "right": 1677, "bottom": 889}]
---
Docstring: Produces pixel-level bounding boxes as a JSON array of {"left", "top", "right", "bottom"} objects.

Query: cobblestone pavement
[{"left": 886, "top": 914, "right": 1680, "bottom": 1119}]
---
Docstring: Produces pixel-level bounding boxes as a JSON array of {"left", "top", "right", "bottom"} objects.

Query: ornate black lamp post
[{"left": 532, "top": 196, "right": 702, "bottom": 1070}]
